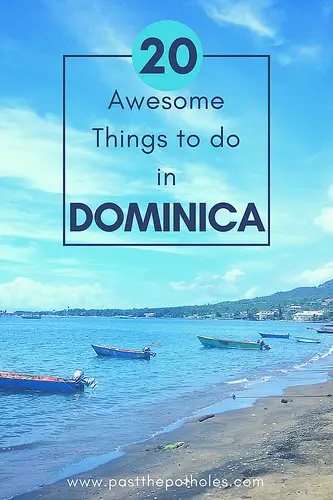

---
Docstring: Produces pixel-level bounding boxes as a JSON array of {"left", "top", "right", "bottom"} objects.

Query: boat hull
[
  {"left": 316, "top": 329, "right": 333, "bottom": 334},
  {"left": 91, "top": 344, "right": 152, "bottom": 359},
  {"left": 296, "top": 338, "right": 321, "bottom": 344},
  {"left": 0, "top": 372, "right": 84, "bottom": 393},
  {"left": 259, "top": 333, "right": 290, "bottom": 339},
  {"left": 198, "top": 336, "right": 261, "bottom": 350}
]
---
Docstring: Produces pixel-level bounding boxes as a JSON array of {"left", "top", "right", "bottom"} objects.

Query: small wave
[
  {"left": 244, "top": 375, "right": 272, "bottom": 387},
  {"left": 225, "top": 378, "right": 248, "bottom": 385},
  {"left": 281, "top": 346, "right": 333, "bottom": 373},
  {"left": 293, "top": 347, "right": 333, "bottom": 370},
  {"left": 294, "top": 358, "right": 317, "bottom": 370},
  {"left": 319, "top": 345, "right": 333, "bottom": 359}
]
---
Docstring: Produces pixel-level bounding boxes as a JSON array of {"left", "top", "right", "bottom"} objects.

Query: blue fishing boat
[
  {"left": 91, "top": 344, "right": 156, "bottom": 360},
  {"left": 0, "top": 370, "right": 97, "bottom": 393},
  {"left": 259, "top": 333, "right": 290, "bottom": 339}
]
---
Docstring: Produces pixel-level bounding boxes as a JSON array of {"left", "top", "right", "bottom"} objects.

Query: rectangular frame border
[{"left": 62, "top": 54, "right": 270, "bottom": 247}]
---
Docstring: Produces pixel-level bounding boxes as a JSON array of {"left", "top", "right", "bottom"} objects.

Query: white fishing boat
[{"left": 295, "top": 337, "right": 321, "bottom": 344}]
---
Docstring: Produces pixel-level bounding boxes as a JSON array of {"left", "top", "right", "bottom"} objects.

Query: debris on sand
[
  {"left": 155, "top": 442, "right": 185, "bottom": 452},
  {"left": 199, "top": 414, "right": 215, "bottom": 422}
]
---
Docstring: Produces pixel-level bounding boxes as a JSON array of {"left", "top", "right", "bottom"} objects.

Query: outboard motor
[
  {"left": 73, "top": 370, "right": 97, "bottom": 388},
  {"left": 73, "top": 370, "right": 85, "bottom": 383},
  {"left": 264, "top": 344, "right": 271, "bottom": 350},
  {"left": 82, "top": 377, "right": 98, "bottom": 389},
  {"left": 142, "top": 347, "right": 156, "bottom": 357}
]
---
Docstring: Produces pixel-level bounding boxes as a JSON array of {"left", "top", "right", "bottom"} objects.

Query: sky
[{"left": 0, "top": 0, "right": 333, "bottom": 310}]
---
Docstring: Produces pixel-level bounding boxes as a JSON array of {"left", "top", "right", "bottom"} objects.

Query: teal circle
[{"left": 132, "top": 20, "right": 203, "bottom": 91}]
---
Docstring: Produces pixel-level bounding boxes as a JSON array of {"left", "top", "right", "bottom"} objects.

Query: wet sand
[{"left": 14, "top": 378, "right": 333, "bottom": 500}]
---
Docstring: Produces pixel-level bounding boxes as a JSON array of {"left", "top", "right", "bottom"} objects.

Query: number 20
[{"left": 140, "top": 37, "right": 197, "bottom": 75}]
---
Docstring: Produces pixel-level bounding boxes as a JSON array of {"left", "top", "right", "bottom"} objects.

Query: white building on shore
[
  {"left": 293, "top": 310, "right": 324, "bottom": 321},
  {"left": 256, "top": 310, "right": 277, "bottom": 320}
]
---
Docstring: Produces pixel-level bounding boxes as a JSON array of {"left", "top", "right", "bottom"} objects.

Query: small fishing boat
[
  {"left": 21, "top": 314, "right": 41, "bottom": 319},
  {"left": 198, "top": 336, "right": 270, "bottom": 350},
  {"left": 316, "top": 328, "right": 333, "bottom": 334},
  {"left": 0, "top": 370, "right": 97, "bottom": 393},
  {"left": 295, "top": 337, "right": 321, "bottom": 344},
  {"left": 259, "top": 332, "right": 290, "bottom": 339},
  {"left": 91, "top": 344, "right": 156, "bottom": 360}
]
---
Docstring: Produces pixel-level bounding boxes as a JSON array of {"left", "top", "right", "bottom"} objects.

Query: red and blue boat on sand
[
  {"left": 0, "top": 370, "right": 97, "bottom": 393},
  {"left": 91, "top": 344, "right": 156, "bottom": 360}
]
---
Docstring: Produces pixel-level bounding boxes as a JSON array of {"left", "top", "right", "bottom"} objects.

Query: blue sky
[{"left": 0, "top": 0, "right": 333, "bottom": 310}]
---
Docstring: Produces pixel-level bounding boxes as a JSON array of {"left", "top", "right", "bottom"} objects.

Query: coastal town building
[
  {"left": 255, "top": 310, "right": 277, "bottom": 320},
  {"left": 293, "top": 310, "right": 324, "bottom": 321},
  {"left": 287, "top": 305, "right": 303, "bottom": 313}
]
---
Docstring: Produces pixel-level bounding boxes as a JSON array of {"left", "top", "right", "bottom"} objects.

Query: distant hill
[
  {"left": 15, "top": 279, "right": 333, "bottom": 319},
  {"left": 201, "top": 279, "right": 333, "bottom": 318},
  {"left": 215, "top": 279, "right": 333, "bottom": 310}
]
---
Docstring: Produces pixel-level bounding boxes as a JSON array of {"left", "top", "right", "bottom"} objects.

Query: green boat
[{"left": 198, "top": 335, "right": 269, "bottom": 350}]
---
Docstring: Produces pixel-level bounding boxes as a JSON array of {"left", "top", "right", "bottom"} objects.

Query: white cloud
[
  {"left": 163, "top": 162, "right": 238, "bottom": 206},
  {"left": 0, "top": 221, "right": 193, "bottom": 256},
  {"left": 314, "top": 207, "right": 333, "bottom": 234},
  {"left": 67, "top": 229, "right": 194, "bottom": 254},
  {"left": 291, "top": 262, "right": 333, "bottom": 287},
  {"left": 200, "top": 1, "right": 323, "bottom": 69},
  {"left": 201, "top": 0, "right": 276, "bottom": 39},
  {"left": 0, "top": 106, "right": 147, "bottom": 196},
  {"left": 170, "top": 268, "right": 244, "bottom": 291},
  {"left": 165, "top": 106, "right": 233, "bottom": 134},
  {"left": 0, "top": 207, "right": 61, "bottom": 242},
  {"left": 50, "top": 0, "right": 132, "bottom": 60},
  {"left": 0, "top": 277, "right": 107, "bottom": 310},
  {"left": 51, "top": 1, "right": 236, "bottom": 144},
  {"left": 223, "top": 268, "right": 244, "bottom": 283},
  {"left": 0, "top": 244, "right": 35, "bottom": 263},
  {"left": 277, "top": 44, "right": 322, "bottom": 66},
  {"left": 0, "top": 105, "right": 234, "bottom": 205}
]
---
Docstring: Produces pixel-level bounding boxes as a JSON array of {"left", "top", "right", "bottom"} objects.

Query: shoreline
[
  {"left": 3, "top": 318, "right": 333, "bottom": 500},
  {"left": 4, "top": 315, "right": 332, "bottom": 322},
  {"left": 13, "top": 369, "right": 333, "bottom": 500}
]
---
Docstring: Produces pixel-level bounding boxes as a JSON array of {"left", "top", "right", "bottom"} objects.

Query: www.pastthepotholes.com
[{"left": 67, "top": 474, "right": 264, "bottom": 492}]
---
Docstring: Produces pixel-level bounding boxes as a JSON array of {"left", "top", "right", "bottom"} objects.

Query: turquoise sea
[{"left": 1, "top": 316, "right": 333, "bottom": 499}]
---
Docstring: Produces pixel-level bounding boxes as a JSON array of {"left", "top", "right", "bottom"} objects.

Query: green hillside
[{"left": 14, "top": 279, "right": 333, "bottom": 320}]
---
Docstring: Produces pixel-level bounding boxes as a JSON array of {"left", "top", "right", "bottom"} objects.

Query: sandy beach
[{"left": 13, "top": 375, "right": 333, "bottom": 500}]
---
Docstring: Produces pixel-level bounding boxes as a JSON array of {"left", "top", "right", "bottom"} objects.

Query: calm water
[{"left": 1, "top": 317, "right": 333, "bottom": 499}]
